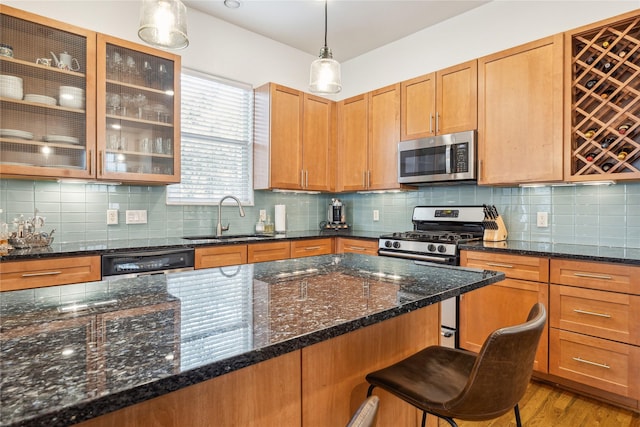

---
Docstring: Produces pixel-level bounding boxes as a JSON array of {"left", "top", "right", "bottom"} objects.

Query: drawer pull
[
  {"left": 21, "top": 271, "right": 62, "bottom": 278},
  {"left": 305, "top": 246, "right": 322, "bottom": 251},
  {"left": 573, "top": 272, "right": 612, "bottom": 280},
  {"left": 573, "top": 309, "right": 611, "bottom": 318},
  {"left": 572, "top": 357, "right": 610, "bottom": 369},
  {"left": 486, "top": 262, "right": 514, "bottom": 269},
  {"left": 348, "top": 246, "right": 366, "bottom": 251}
]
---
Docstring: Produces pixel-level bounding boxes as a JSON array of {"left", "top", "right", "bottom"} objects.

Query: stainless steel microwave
[{"left": 398, "top": 130, "right": 476, "bottom": 185}]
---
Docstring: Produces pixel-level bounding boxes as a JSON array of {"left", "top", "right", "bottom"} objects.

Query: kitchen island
[{"left": 0, "top": 253, "right": 504, "bottom": 427}]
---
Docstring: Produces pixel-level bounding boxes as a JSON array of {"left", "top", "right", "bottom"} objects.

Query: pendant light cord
[{"left": 324, "top": 0, "right": 328, "bottom": 49}]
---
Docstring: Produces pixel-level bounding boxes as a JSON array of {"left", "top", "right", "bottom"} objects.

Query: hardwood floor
[{"left": 434, "top": 381, "right": 640, "bottom": 427}]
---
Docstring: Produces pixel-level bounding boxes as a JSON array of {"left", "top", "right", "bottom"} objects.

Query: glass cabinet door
[
  {"left": 97, "top": 35, "right": 180, "bottom": 183},
  {"left": 0, "top": 7, "right": 96, "bottom": 179}
]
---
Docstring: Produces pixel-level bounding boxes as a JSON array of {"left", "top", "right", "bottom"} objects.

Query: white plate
[
  {"left": 0, "top": 129, "right": 33, "bottom": 139},
  {"left": 24, "top": 94, "right": 57, "bottom": 106},
  {"left": 43, "top": 135, "right": 80, "bottom": 144}
]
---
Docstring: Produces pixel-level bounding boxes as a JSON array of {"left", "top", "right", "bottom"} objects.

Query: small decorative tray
[{"left": 9, "top": 231, "right": 54, "bottom": 249}]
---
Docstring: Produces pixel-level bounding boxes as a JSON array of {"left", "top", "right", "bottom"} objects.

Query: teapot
[{"left": 50, "top": 51, "right": 80, "bottom": 71}]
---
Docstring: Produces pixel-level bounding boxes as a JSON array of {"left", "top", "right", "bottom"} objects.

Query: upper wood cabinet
[
  {"left": 564, "top": 11, "right": 640, "bottom": 182},
  {"left": 400, "top": 60, "right": 477, "bottom": 140},
  {"left": 478, "top": 34, "right": 564, "bottom": 185},
  {"left": 0, "top": 6, "right": 181, "bottom": 184},
  {"left": 254, "top": 83, "right": 334, "bottom": 191},
  {"left": 337, "top": 83, "right": 411, "bottom": 191}
]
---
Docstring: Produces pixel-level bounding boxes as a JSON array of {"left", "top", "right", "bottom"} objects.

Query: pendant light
[
  {"left": 138, "top": 0, "right": 189, "bottom": 50},
  {"left": 309, "top": 0, "right": 341, "bottom": 94}
]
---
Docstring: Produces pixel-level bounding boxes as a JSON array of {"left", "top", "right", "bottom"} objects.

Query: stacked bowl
[
  {"left": 58, "top": 86, "right": 85, "bottom": 109},
  {"left": 0, "top": 75, "right": 23, "bottom": 100}
]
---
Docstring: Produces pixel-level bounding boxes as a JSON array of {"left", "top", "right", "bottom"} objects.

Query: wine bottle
[
  {"left": 617, "top": 149, "right": 629, "bottom": 160},
  {"left": 602, "top": 162, "right": 614, "bottom": 172},
  {"left": 618, "top": 123, "right": 631, "bottom": 135},
  {"left": 585, "top": 78, "right": 598, "bottom": 89},
  {"left": 600, "top": 135, "right": 616, "bottom": 149},
  {"left": 585, "top": 152, "right": 597, "bottom": 162},
  {"left": 599, "top": 87, "right": 615, "bottom": 100},
  {"left": 584, "top": 128, "right": 598, "bottom": 138}
]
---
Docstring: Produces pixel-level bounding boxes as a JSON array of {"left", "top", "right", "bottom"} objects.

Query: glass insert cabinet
[{"left": 0, "top": 6, "right": 180, "bottom": 184}]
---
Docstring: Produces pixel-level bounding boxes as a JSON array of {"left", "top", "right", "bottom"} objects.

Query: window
[{"left": 167, "top": 70, "right": 253, "bottom": 205}]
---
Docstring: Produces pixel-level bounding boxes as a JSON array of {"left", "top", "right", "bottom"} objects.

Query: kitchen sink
[{"left": 182, "top": 234, "right": 273, "bottom": 242}]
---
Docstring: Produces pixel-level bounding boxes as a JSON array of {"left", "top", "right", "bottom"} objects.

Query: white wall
[{"left": 4, "top": 0, "right": 639, "bottom": 99}]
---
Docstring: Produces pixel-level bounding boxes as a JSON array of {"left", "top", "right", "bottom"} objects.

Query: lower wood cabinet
[
  {"left": 335, "top": 237, "right": 378, "bottom": 256},
  {"left": 459, "top": 250, "right": 549, "bottom": 374},
  {"left": 0, "top": 256, "right": 101, "bottom": 291},
  {"left": 195, "top": 245, "right": 247, "bottom": 269},
  {"left": 247, "top": 241, "right": 291, "bottom": 263},
  {"left": 290, "top": 238, "right": 333, "bottom": 258}
]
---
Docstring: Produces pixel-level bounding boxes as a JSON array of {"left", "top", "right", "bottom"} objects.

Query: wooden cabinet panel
[
  {"left": 301, "top": 304, "right": 439, "bottom": 427},
  {"left": 549, "top": 328, "right": 640, "bottom": 399},
  {"left": 400, "top": 72, "right": 436, "bottom": 140},
  {"left": 459, "top": 278, "right": 549, "bottom": 374},
  {"left": 368, "top": 84, "right": 401, "bottom": 190},
  {"left": 335, "top": 238, "right": 378, "bottom": 256},
  {"left": 290, "top": 238, "right": 333, "bottom": 258},
  {"left": 460, "top": 250, "right": 549, "bottom": 282},
  {"left": 303, "top": 93, "right": 335, "bottom": 191},
  {"left": 195, "top": 245, "right": 248, "bottom": 269},
  {"left": 550, "top": 284, "right": 639, "bottom": 345},
  {"left": 478, "top": 34, "right": 564, "bottom": 185},
  {"left": 336, "top": 94, "right": 369, "bottom": 191},
  {"left": 0, "top": 256, "right": 101, "bottom": 291},
  {"left": 247, "top": 241, "right": 291, "bottom": 263},
  {"left": 76, "top": 350, "right": 302, "bottom": 427},
  {"left": 550, "top": 259, "right": 640, "bottom": 295}
]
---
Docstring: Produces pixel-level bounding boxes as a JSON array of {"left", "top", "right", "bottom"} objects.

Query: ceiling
[{"left": 183, "top": 1, "right": 491, "bottom": 62}]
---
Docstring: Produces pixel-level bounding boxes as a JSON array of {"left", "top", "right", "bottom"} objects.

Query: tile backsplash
[{"left": 1, "top": 179, "right": 639, "bottom": 248}]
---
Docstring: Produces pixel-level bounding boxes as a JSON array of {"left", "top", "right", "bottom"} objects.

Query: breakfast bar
[{"left": 0, "top": 254, "right": 503, "bottom": 427}]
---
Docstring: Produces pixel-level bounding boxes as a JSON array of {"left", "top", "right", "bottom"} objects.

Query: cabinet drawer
[
  {"left": 549, "top": 328, "right": 640, "bottom": 398},
  {"left": 460, "top": 250, "right": 549, "bottom": 282},
  {"left": 550, "top": 259, "right": 640, "bottom": 295},
  {"left": 335, "top": 238, "right": 378, "bottom": 256},
  {"left": 0, "top": 256, "right": 101, "bottom": 291},
  {"left": 248, "top": 241, "right": 291, "bottom": 263},
  {"left": 290, "top": 238, "right": 333, "bottom": 258},
  {"left": 195, "top": 245, "right": 248, "bottom": 269},
  {"left": 550, "top": 285, "right": 639, "bottom": 345}
]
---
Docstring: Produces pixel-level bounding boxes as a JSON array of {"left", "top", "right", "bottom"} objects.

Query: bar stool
[{"left": 366, "top": 303, "right": 546, "bottom": 427}]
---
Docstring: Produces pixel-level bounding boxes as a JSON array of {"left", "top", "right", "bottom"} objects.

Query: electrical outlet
[
  {"left": 373, "top": 210, "right": 380, "bottom": 221},
  {"left": 536, "top": 212, "right": 548, "bottom": 228},
  {"left": 125, "top": 210, "right": 147, "bottom": 224},
  {"left": 259, "top": 209, "right": 267, "bottom": 222},
  {"left": 107, "top": 209, "right": 118, "bottom": 225}
]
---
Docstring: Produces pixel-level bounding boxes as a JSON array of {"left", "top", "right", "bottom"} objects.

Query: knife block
[{"left": 483, "top": 214, "right": 508, "bottom": 242}]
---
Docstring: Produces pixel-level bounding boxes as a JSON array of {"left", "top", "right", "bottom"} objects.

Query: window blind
[{"left": 167, "top": 70, "right": 253, "bottom": 205}]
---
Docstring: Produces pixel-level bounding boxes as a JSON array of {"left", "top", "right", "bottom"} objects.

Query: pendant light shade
[
  {"left": 138, "top": 0, "right": 189, "bottom": 50},
  {"left": 309, "top": 1, "right": 341, "bottom": 94}
]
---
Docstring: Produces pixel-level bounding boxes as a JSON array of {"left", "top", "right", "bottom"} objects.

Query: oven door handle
[{"left": 378, "top": 250, "right": 449, "bottom": 263}]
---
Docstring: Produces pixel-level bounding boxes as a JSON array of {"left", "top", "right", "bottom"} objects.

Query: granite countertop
[
  {"left": 0, "top": 253, "right": 504, "bottom": 427},
  {"left": 0, "top": 230, "right": 380, "bottom": 261}
]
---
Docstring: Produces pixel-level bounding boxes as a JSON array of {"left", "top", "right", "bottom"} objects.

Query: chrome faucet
[{"left": 216, "top": 195, "right": 245, "bottom": 237}]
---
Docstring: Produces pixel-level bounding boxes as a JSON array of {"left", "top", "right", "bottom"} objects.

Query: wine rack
[{"left": 567, "top": 12, "right": 640, "bottom": 181}]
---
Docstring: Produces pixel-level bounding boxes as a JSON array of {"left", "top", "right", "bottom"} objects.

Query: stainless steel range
[{"left": 377, "top": 205, "right": 491, "bottom": 348}]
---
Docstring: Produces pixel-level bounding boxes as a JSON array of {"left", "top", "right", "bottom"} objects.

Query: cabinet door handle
[
  {"left": 305, "top": 246, "right": 321, "bottom": 250},
  {"left": 348, "top": 246, "right": 366, "bottom": 251},
  {"left": 367, "top": 170, "right": 371, "bottom": 188},
  {"left": 572, "top": 357, "right": 610, "bottom": 369},
  {"left": 436, "top": 112, "right": 440, "bottom": 133},
  {"left": 429, "top": 114, "right": 433, "bottom": 133},
  {"left": 573, "top": 272, "right": 612, "bottom": 280},
  {"left": 363, "top": 171, "right": 367, "bottom": 188},
  {"left": 573, "top": 308, "right": 612, "bottom": 318},
  {"left": 88, "top": 149, "right": 92, "bottom": 175},
  {"left": 22, "top": 271, "right": 62, "bottom": 278},
  {"left": 300, "top": 170, "right": 305, "bottom": 188},
  {"left": 305, "top": 170, "right": 308, "bottom": 188},
  {"left": 99, "top": 150, "right": 103, "bottom": 176},
  {"left": 486, "top": 262, "right": 514, "bottom": 269}
]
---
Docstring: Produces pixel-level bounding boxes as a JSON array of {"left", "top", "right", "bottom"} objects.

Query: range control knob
[
  {"left": 384, "top": 240, "right": 392, "bottom": 248},
  {"left": 393, "top": 241, "right": 401, "bottom": 249},
  {"left": 437, "top": 245, "right": 447, "bottom": 253},
  {"left": 427, "top": 244, "right": 437, "bottom": 252}
]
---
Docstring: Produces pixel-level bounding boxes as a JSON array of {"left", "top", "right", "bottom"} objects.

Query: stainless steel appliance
[
  {"left": 325, "top": 198, "right": 348, "bottom": 229},
  {"left": 398, "top": 130, "right": 476, "bottom": 185},
  {"left": 102, "top": 248, "right": 195, "bottom": 278},
  {"left": 378, "top": 205, "right": 488, "bottom": 348}
]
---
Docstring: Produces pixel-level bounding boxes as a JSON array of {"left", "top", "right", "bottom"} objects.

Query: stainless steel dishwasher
[{"left": 101, "top": 248, "right": 195, "bottom": 278}]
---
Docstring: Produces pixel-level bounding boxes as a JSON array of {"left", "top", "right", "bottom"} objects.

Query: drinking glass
[
  {"left": 143, "top": 60, "right": 154, "bottom": 87},
  {"left": 120, "top": 93, "right": 133, "bottom": 117},
  {"left": 158, "top": 63, "right": 168, "bottom": 90},
  {"left": 125, "top": 56, "right": 137, "bottom": 83},
  {"left": 106, "top": 93, "right": 121, "bottom": 115},
  {"left": 133, "top": 93, "right": 147, "bottom": 119}
]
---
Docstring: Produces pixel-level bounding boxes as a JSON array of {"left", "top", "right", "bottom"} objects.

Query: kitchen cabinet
[
  {"left": 96, "top": 34, "right": 181, "bottom": 183},
  {"left": 335, "top": 237, "right": 378, "bottom": 256},
  {"left": 549, "top": 259, "right": 640, "bottom": 402},
  {"left": 0, "top": 255, "right": 101, "bottom": 292},
  {"left": 337, "top": 84, "right": 412, "bottom": 191},
  {"left": 478, "top": 34, "right": 564, "bottom": 185},
  {"left": 254, "top": 83, "right": 334, "bottom": 191},
  {"left": 0, "top": 6, "right": 181, "bottom": 184},
  {"left": 247, "top": 241, "right": 291, "bottom": 263},
  {"left": 400, "top": 60, "right": 477, "bottom": 140},
  {"left": 564, "top": 11, "right": 640, "bottom": 181},
  {"left": 290, "top": 238, "right": 333, "bottom": 258},
  {"left": 459, "top": 250, "right": 549, "bottom": 374},
  {"left": 195, "top": 245, "right": 248, "bottom": 269}
]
